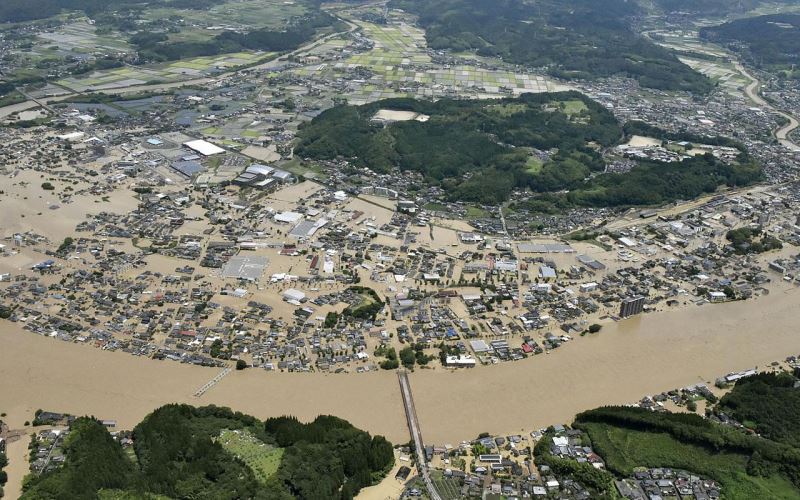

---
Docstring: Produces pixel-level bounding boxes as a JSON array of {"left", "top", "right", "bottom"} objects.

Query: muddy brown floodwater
[{"left": 1, "top": 284, "right": 799, "bottom": 497}]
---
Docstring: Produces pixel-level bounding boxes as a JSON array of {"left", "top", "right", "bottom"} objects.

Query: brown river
[{"left": 1, "top": 284, "right": 798, "bottom": 497}]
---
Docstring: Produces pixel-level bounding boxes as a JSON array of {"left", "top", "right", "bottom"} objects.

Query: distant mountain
[
  {"left": 390, "top": 0, "right": 714, "bottom": 92},
  {"left": 701, "top": 14, "right": 800, "bottom": 72},
  {"left": 0, "top": 0, "right": 218, "bottom": 23},
  {"left": 654, "top": 0, "right": 765, "bottom": 14},
  {"left": 654, "top": 0, "right": 798, "bottom": 15}
]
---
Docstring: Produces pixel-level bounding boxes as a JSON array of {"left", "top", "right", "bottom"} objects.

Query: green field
[
  {"left": 291, "top": 15, "right": 560, "bottom": 104},
  {"left": 429, "top": 470, "right": 463, "bottom": 500},
  {"left": 465, "top": 206, "right": 491, "bottom": 218},
  {"left": 217, "top": 428, "right": 284, "bottom": 483},
  {"left": 581, "top": 422, "right": 800, "bottom": 500},
  {"left": 557, "top": 99, "right": 588, "bottom": 116},
  {"left": 56, "top": 51, "right": 269, "bottom": 92},
  {"left": 524, "top": 156, "right": 544, "bottom": 174},
  {"left": 142, "top": 0, "right": 308, "bottom": 38},
  {"left": 423, "top": 202, "right": 448, "bottom": 212}
]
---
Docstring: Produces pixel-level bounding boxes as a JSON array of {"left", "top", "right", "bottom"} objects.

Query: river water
[{"left": 0, "top": 283, "right": 798, "bottom": 498}]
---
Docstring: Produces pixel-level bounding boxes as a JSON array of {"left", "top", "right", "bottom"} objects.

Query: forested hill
[
  {"left": 389, "top": 0, "right": 713, "bottom": 93},
  {"left": 296, "top": 92, "right": 762, "bottom": 206},
  {"left": 0, "top": 0, "right": 216, "bottom": 23},
  {"left": 20, "top": 405, "right": 395, "bottom": 500},
  {"left": 571, "top": 372, "right": 800, "bottom": 498},
  {"left": 654, "top": 0, "right": 797, "bottom": 15},
  {"left": 296, "top": 92, "right": 622, "bottom": 203},
  {"left": 700, "top": 14, "right": 800, "bottom": 72}
]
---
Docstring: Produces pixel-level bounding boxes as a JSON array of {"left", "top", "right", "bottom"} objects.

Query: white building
[
  {"left": 282, "top": 288, "right": 306, "bottom": 303},
  {"left": 183, "top": 139, "right": 225, "bottom": 156}
]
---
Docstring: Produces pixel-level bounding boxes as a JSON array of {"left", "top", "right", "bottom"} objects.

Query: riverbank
[
  {"left": 1, "top": 283, "right": 798, "bottom": 497},
  {"left": 735, "top": 61, "right": 800, "bottom": 152}
]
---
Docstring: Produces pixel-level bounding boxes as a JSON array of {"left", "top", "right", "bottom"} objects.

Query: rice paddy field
[
  {"left": 6, "top": 19, "right": 133, "bottom": 82},
  {"left": 198, "top": 115, "right": 275, "bottom": 140},
  {"left": 36, "top": 20, "right": 132, "bottom": 54},
  {"left": 56, "top": 51, "right": 270, "bottom": 92},
  {"left": 648, "top": 29, "right": 750, "bottom": 94},
  {"left": 290, "top": 15, "right": 569, "bottom": 104},
  {"left": 140, "top": 0, "right": 309, "bottom": 44}
]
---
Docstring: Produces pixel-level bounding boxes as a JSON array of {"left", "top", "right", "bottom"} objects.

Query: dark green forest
[
  {"left": 0, "top": 0, "right": 222, "bottom": 23},
  {"left": 0, "top": 0, "right": 338, "bottom": 64},
  {"left": 654, "top": 0, "right": 787, "bottom": 14},
  {"left": 21, "top": 405, "right": 394, "bottom": 500},
  {"left": 297, "top": 93, "right": 762, "bottom": 206},
  {"left": 700, "top": 14, "right": 800, "bottom": 72},
  {"left": 296, "top": 92, "right": 622, "bottom": 203},
  {"left": 718, "top": 372, "right": 800, "bottom": 447},
  {"left": 128, "top": 10, "right": 337, "bottom": 63},
  {"left": 574, "top": 401, "right": 800, "bottom": 498},
  {"left": 389, "top": 0, "right": 713, "bottom": 92}
]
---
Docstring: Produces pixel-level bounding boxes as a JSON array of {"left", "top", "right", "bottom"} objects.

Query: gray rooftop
[{"left": 221, "top": 256, "right": 269, "bottom": 281}]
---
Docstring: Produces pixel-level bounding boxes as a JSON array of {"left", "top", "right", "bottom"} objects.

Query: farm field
[
  {"left": 56, "top": 51, "right": 270, "bottom": 92},
  {"left": 648, "top": 29, "right": 750, "bottom": 94},
  {"left": 143, "top": 0, "right": 309, "bottom": 40},
  {"left": 290, "top": 15, "right": 568, "bottom": 104}
]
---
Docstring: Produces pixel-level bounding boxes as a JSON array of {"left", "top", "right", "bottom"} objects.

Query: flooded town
[{"left": 1, "top": 0, "right": 800, "bottom": 498}]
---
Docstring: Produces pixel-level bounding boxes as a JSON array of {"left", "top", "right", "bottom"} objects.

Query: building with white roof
[{"left": 183, "top": 139, "right": 225, "bottom": 156}]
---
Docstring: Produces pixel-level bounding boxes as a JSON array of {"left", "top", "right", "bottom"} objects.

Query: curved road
[{"left": 735, "top": 62, "right": 800, "bottom": 152}]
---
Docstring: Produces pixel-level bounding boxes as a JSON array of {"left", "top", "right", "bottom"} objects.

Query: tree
[
  {"left": 399, "top": 347, "right": 416, "bottom": 369},
  {"left": 588, "top": 324, "right": 602, "bottom": 333},
  {"left": 236, "top": 359, "right": 248, "bottom": 370}
]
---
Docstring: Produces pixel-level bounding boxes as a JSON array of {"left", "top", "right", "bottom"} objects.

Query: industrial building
[{"left": 182, "top": 139, "right": 225, "bottom": 156}]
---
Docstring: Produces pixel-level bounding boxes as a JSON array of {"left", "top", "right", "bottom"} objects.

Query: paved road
[
  {"left": 397, "top": 370, "right": 442, "bottom": 500},
  {"left": 736, "top": 62, "right": 800, "bottom": 152}
]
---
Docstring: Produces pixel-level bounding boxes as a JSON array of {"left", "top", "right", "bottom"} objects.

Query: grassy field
[
  {"left": 486, "top": 102, "right": 529, "bottom": 116},
  {"left": 0, "top": 90, "right": 26, "bottom": 108},
  {"left": 278, "top": 157, "right": 327, "bottom": 180},
  {"left": 524, "top": 156, "right": 544, "bottom": 174},
  {"left": 423, "top": 202, "right": 448, "bottom": 212},
  {"left": 582, "top": 422, "right": 800, "bottom": 500},
  {"left": 557, "top": 99, "right": 588, "bottom": 116},
  {"left": 465, "top": 206, "right": 491, "bottom": 218},
  {"left": 217, "top": 428, "right": 284, "bottom": 483}
]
